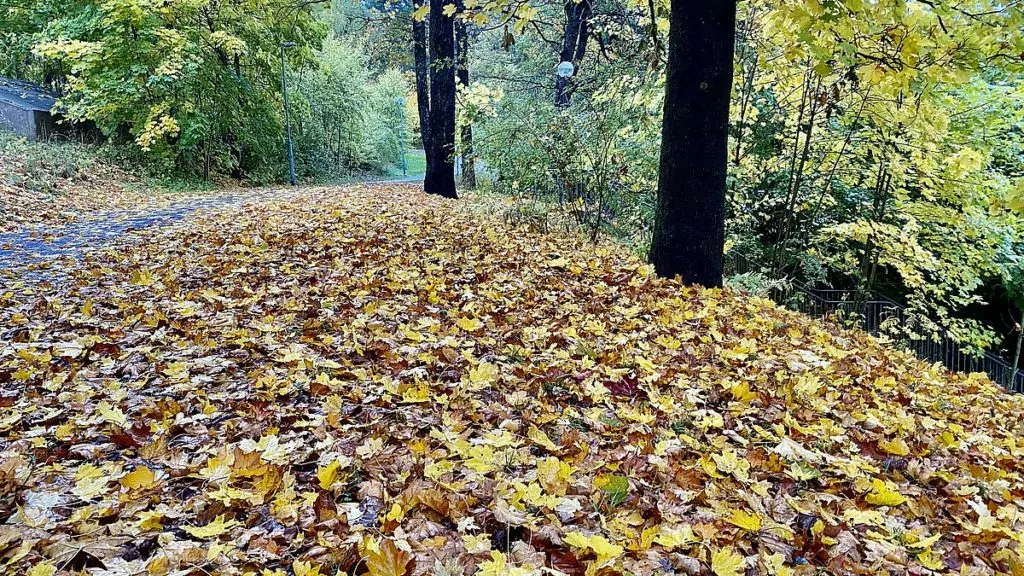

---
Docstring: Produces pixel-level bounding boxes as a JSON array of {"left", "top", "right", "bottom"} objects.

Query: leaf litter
[{"left": 1, "top": 183, "right": 1024, "bottom": 576}]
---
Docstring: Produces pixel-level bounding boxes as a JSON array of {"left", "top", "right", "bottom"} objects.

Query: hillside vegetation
[
  {"left": 0, "top": 134, "right": 213, "bottom": 234},
  {"left": 1, "top": 184, "right": 1022, "bottom": 576}
]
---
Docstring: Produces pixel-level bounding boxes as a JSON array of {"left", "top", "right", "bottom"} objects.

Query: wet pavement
[{"left": 0, "top": 177, "right": 422, "bottom": 285}]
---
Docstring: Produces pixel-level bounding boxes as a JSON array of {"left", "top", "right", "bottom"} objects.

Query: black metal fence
[{"left": 725, "top": 252, "right": 1024, "bottom": 393}]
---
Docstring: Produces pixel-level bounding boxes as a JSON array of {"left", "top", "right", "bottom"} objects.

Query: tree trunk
[
  {"left": 413, "top": 0, "right": 432, "bottom": 162},
  {"left": 647, "top": 0, "right": 737, "bottom": 287},
  {"left": 554, "top": 0, "right": 591, "bottom": 106},
  {"left": 455, "top": 1, "right": 476, "bottom": 188},
  {"left": 425, "top": 0, "right": 458, "bottom": 198}
]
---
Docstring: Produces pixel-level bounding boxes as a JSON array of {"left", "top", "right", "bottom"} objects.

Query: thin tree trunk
[
  {"left": 855, "top": 163, "right": 890, "bottom": 309},
  {"left": 554, "top": 0, "right": 591, "bottom": 106},
  {"left": 456, "top": 0, "right": 476, "bottom": 187},
  {"left": 646, "top": 0, "right": 661, "bottom": 67},
  {"left": 774, "top": 69, "right": 821, "bottom": 272},
  {"left": 811, "top": 87, "right": 870, "bottom": 219},
  {"left": 426, "top": 0, "right": 458, "bottom": 198},
  {"left": 413, "top": 0, "right": 432, "bottom": 164},
  {"left": 647, "top": 0, "right": 737, "bottom": 287},
  {"left": 732, "top": 9, "right": 759, "bottom": 166},
  {"left": 1011, "top": 317, "right": 1022, "bottom": 387}
]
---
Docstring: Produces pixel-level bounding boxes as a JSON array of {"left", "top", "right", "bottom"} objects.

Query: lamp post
[
  {"left": 280, "top": 41, "right": 297, "bottom": 185},
  {"left": 396, "top": 97, "right": 407, "bottom": 177}
]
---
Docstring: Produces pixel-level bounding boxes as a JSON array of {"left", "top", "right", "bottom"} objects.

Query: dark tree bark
[
  {"left": 554, "top": 0, "right": 591, "bottom": 106},
  {"left": 425, "top": 0, "right": 458, "bottom": 198},
  {"left": 455, "top": 0, "right": 476, "bottom": 188},
  {"left": 412, "top": 0, "right": 432, "bottom": 164},
  {"left": 647, "top": 0, "right": 737, "bottom": 287}
]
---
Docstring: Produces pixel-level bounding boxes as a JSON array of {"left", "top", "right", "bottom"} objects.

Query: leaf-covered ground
[{"left": 2, "top": 184, "right": 1023, "bottom": 576}]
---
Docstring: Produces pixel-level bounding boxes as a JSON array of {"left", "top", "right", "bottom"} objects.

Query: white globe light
[{"left": 556, "top": 61, "right": 575, "bottom": 78}]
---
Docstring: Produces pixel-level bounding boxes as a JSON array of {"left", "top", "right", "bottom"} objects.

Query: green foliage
[
  {"left": 289, "top": 38, "right": 408, "bottom": 180},
  {"left": 10, "top": 0, "right": 326, "bottom": 177},
  {"left": 469, "top": 0, "right": 1024, "bottom": 352},
  {"left": 472, "top": 33, "right": 660, "bottom": 247},
  {"left": 1, "top": 0, "right": 408, "bottom": 183}
]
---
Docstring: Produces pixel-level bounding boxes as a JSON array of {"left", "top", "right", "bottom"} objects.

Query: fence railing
[{"left": 725, "top": 252, "right": 1024, "bottom": 393}]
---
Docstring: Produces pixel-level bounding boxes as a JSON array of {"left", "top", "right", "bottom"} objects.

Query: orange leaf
[{"left": 364, "top": 540, "right": 411, "bottom": 576}]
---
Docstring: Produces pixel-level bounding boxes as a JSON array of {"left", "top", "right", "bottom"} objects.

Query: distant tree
[
  {"left": 412, "top": 0, "right": 432, "bottom": 165},
  {"left": 648, "top": 0, "right": 737, "bottom": 287},
  {"left": 455, "top": 0, "right": 476, "bottom": 188}
]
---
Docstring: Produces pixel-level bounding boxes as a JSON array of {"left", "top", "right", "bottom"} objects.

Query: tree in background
[
  {"left": 456, "top": 0, "right": 476, "bottom": 188},
  {"left": 412, "top": 0, "right": 433, "bottom": 169},
  {"left": 12, "top": 0, "right": 328, "bottom": 179},
  {"left": 647, "top": 0, "right": 737, "bottom": 287}
]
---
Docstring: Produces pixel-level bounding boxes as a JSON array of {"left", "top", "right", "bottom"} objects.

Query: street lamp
[
  {"left": 280, "top": 41, "right": 297, "bottom": 185},
  {"left": 396, "top": 96, "right": 407, "bottom": 177},
  {"left": 555, "top": 61, "right": 574, "bottom": 107}
]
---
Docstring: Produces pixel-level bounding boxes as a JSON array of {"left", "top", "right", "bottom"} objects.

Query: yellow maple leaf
[
  {"left": 878, "top": 437, "right": 910, "bottom": 456},
  {"left": 96, "top": 401, "right": 127, "bottom": 428},
  {"left": 476, "top": 550, "right": 537, "bottom": 576},
  {"left": 726, "top": 509, "right": 763, "bottom": 531},
  {"left": 293, "top": 560, "right": 323, "bottom": 576},
  {"left": 183, "top": 515, "right": 240, "bottom": 539},
  {"left": 730, "top": 381, "right": 757, "bottom": 403},
  {"left": 138, "top": 510, "right": 166, "bottom": 530},
  {"left": 653, "top": 524, "right": 696, "bottom": 549},
  {"left": 442, "top": 3, "right": 457, "bottom": 16},
  {"left": 536, "top": 456, "right": 573, "bottom": 495},
  {"left": 468, "top": 361, "right": 499, "bottom": 386},
  {"left": 995, "top": 548, "right": 1024, "bottom": 576},
  {"left": 563, "top": 531, "right": 623, "bottom": 563},
  {"left": 120, "top": 466, "right": 157, "bottom": 490},
  {"left": 411, "top": 3, "right": 429, "bottom": 21},
  {"left": 27, "top": 562, "right": 56, "bottom": 576},
  {"left": 711, "top": 546, "right": 745, "bottom": 576},
  {"left": 762, "top": 553, "right": 793, "bottom": 576},
  {"left": 527, "top": 425, "right": 558, "bottom": 451},
  {"left": 130, "top": 268, "right": 155, "bottom": 286},
  {"left": 317, "top": 459, "right": 343, "bottom": 489},
  {"left": 456, "top": 317, "right": 484, "bottom": 331},
  {"left": 711, "top": 448, "right": 750, "bottom": 481},
  {"left": 462, "top": 533, "right": 492, "bottom": 554},
  {"left": 865, "top": 479, "right": 906, "bottom": 507},
  {"left": 357, "top": 437, "right": 385, "bottom": 459},
  {"left": 73, "top": 464, "right": 109, "bottom": 500}
]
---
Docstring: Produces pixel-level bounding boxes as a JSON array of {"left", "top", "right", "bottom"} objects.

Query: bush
[{"left": 290, "top": 39, "right": 407, "bottom": 182}]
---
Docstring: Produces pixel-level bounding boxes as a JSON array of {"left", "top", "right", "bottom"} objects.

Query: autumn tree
[
  {"left": 647, "top": 0, "right": 737, "bottom": 287},
  {"left": 10, "top": 0, "right": 328, "bottom": 177}
]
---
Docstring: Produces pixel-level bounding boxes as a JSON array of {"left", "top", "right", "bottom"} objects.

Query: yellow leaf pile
[{"left": 2, "top": 184, "right": 1024, "bottom": 575}]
